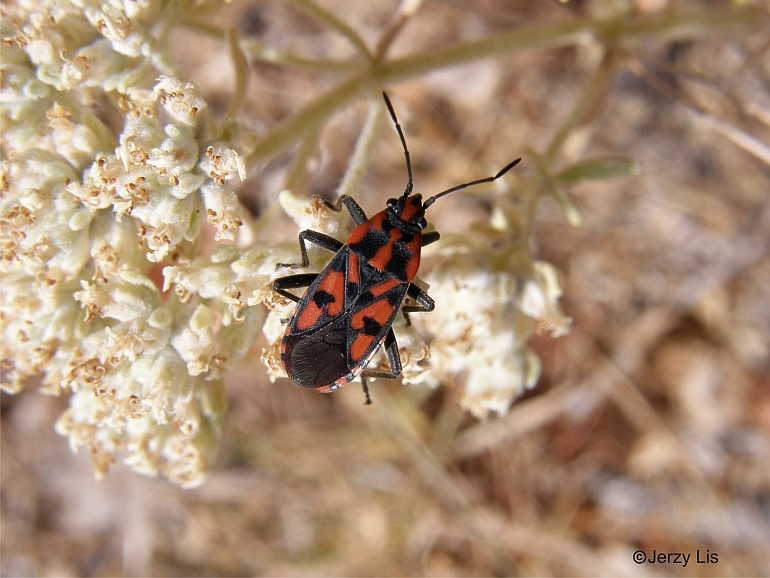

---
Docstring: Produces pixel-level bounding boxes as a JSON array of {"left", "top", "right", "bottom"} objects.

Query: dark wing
[{"left": 282, "top": 314, "right": 351, "bottom": 390}]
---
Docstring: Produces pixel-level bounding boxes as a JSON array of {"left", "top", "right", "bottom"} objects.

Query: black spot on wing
[
  {"left": 357, "top": 290, "right": 375, "bottom": 307},
  {"left": 359, "top": 260, "right": 389, "bottom": 287},
  {"left": 362, "top": 316, "right": 383, "bottom": 336},
  {"left": 312, "top": 290, "right": 335, "bottom": 307},
  {"left": 387, "top": 290, "right": 403, "bottom": 306}
]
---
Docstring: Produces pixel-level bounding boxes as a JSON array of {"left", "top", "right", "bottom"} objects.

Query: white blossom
[{"left": 1, "top": 2, "right": 259, "bottom": 487}]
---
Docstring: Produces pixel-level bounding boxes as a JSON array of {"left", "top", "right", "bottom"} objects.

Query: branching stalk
[
  {"left": 225, "top": 27, "right": 250, "bottom": 119},
  {"left": 335, "top": 98, "right": 385, "bottom": 199},
  {"left": 287, "top": 0, "right": 374, "bottom": 62},
  {"left": 246, "top": 5, "right": 767, "bottom": 166},
  {"left": 283, "top": 127, "right": 321, "bottom": 193}
]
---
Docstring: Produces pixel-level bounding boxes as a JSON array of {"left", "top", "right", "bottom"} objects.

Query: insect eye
[
  {"left": 386, "top": 198, "right": 397, "bottom": 208},
  {"left": 418, "top": 217, "right": 427, "bottom": 229}
]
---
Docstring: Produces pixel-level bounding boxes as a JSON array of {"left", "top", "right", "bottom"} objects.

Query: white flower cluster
[
  {"left": 1, "top": 1, "right": 573, "bottom": 488},
  {"left": 416, "top": 241, "right": 571, "bottom": 418},
  {"left": 1, "top": 1, "right": 255, "bottom": 487}
]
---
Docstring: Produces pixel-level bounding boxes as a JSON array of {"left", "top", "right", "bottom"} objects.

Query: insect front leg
[
  {"left": 276, "top": 230, "right": 344, "bottom": 269},
  {"left": 323, "top": 195, "right": 369, "bottom": 225},
  {"left": 360, "top": 329, "right": 403, "bottom": 405},
  {"left": 401, "top": 283, "right": 435, "bottom": 326}
]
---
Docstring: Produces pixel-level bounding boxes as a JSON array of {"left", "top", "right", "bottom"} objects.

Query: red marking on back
[
  {"left": 294, "top": 269, "right": 344, "bottom": 330},
  {"left": 351, "top": 298, "right": 395, "bottom": 331},
  {"left": 370, "top": 277, "right": 400, "bottom": 297},
  {"left": 318, "top": 269, "right": 344, "bottom": 316},
  {"left": 405, "top": 232, "right": 422, "bottom": 281},
  {"left": 350, "top": 333, "right": 376, "bottom": 361},
  {"left": 295, "top": 301, "right": 322, "bottom": 330},
  {"left": 349, "top": 212, "right": 386, "bottom": 244},
  {"left": 348, "top": 251, "right": 360, "bottom": 285},
  {"left": 400, "top": 197, "right": 421, "bottom": 221}
]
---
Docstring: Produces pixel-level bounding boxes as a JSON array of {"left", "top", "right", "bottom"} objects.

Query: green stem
[
  {"left": 178, "top": 17, "right": 225, "bottom": 39},
  {"left": 283, "top": 127, "right": 321, "bottom": 192},
  {"left": 544, "top": 47, "right": 615, "bottom": 163},
  {"left": 181, "top": 19, "right": 364, "bottom": 73},
  {"left": 247, "top": 73, "right": 370, "bottom": 164},
  {"left": 247, "top": 5, "right": 768, "bottom": 165},
  {"left": 335, "top": 97, "right": 384, "bottom": 199},
  {"left": 225, "top": 27, "right": 249, "bottom": 119},
  {"left": 287, "top": 0, "right": 374, "bottom": 63},
  {"left": 376, "top": 5, "right": 764, "bottom": 85}
]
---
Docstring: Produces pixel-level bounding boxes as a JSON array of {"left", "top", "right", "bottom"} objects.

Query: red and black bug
[{"left": 273, "top": 93, "right": 520, "bottom": 404}]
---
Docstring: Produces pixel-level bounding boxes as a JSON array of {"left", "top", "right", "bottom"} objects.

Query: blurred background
[{"left": 3, "top": 0, "right": 770, "bottom": 575}]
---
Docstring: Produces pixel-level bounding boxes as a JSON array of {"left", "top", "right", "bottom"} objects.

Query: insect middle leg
[
  {"left": 272, "top": 273, "right": 319, "bottom": 303},
  {"left": 401, "top": 283, "right": 435, "bottom": 326},
  {"left": 359, "top": 329, "right": 402, "bottom": 405}
]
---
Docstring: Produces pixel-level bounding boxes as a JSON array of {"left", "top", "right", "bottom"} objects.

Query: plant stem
[
  {"left": 287, "top": 0, "right": 374, "bottom": 63},
  {"left": 283, "top": 127, "right": 321, "bottom": 193},
  {"left": 225, "top": 27, "right": 249, "bottom": 119},
  {"left": 240, "top": 39, "right": 365, "bottom": 73},
  {"left": 247, "top": 73, "right": 370, "bottom": 164},
  {"left": 180, "top": 19, "right": 363, "bottom": 73},
  {"left": 335, "top": 97, "right": 384, "bottom": 199},
  {"left": 544, "top": 47, "right": 615, "bottom": 163},
  {"left": 247, "top": 5, "right": 768, "bottom": 165}
]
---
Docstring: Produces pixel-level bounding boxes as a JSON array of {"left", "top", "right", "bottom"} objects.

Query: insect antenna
[
  {"left": 382, "top": 92, "right": 413, "bottom": 198},
  {"left": 423, "top": 158, "right": 521, "bottom": 209}
]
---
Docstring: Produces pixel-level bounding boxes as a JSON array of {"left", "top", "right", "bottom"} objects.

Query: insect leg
[
  {"left": 402, "top": 283, "right": 435, "bottom": 326},
  {"left": 272, "top": 273, "right": 319, "bottom": 302},
  {"left": 323, "top": 195, "right": 369, "bottom": 225},
  {"left": 276, "top": 230, "right": 344, "bottom": 269},
  {"left": 421, "top": 231, "right": 440, "bottom": 246},
  {"left": 360, "top": 375, "right": 372, "bottom": 406},
  {"left": 360, "top": 329, "right": 403, "bottom": 404}
]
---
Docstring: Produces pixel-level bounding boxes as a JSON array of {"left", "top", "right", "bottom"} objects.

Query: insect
[{"left": 273, "top": 92, "right": 520, "bottom": 404}]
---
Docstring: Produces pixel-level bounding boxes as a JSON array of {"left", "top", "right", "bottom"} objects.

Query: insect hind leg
[
  {"left": 272, "top": 273, "right": 319, "bottom": 324},
  {"left": 359, "top": 330, "right": 402, "bottom": 405},
  {"left": 421, "top": 231, "right": 440, "bottom": 247}
]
